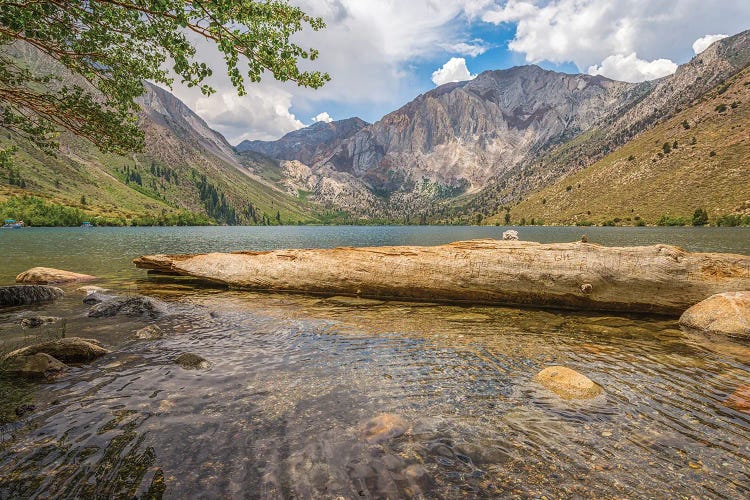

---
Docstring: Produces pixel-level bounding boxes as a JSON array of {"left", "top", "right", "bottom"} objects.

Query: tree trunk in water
[{"left": 133, "top": 240, "right": 750, "bottom": 316}]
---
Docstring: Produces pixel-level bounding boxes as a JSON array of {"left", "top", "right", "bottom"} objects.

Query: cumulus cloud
[
  {"left": 194, "top": 86, "right": 303, "bottom": 143},
  {"left": 588, "top": 53, "right": 678, "bottom": 82},
  {"left": 482, "top": 0, "right": 750, "bottom": 73},
  {"left": 312, "top": 111, "right": 333, "bottom": 123},
  {"left": 432, "top": 58, "right": 476, "bottom": 86},
  {"left": 693, "top": 34, "right": 728, "bottom": 54}
]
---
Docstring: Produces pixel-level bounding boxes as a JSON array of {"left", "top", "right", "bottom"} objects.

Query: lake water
[{"left": 0, "top": 226, "right": 749, "bottom": 498}]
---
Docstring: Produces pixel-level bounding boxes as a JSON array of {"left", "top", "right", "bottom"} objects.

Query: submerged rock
[
  {"left": 16, "top": 267, "right": 96, "bottom": 285},
  {"left": 87, "top": 295, "right": 167, "bottom": 319},
  {"left": 0, "top": 285, "right": 64, "bottom": 307},
  {"left": 82, "top": 291, "right": 117, "bottom": 305},
  {"left": 2, "top": 353, "right": 67, "bottom": 380},
  {"left": 534, "top": 366, "right": 603, "bottom": 400},
  {"left": 174, "top": 352, "right": 210, "bottom": 370},
  {"left": 725, "top": 385, "right": 750, "bottom": 414},
  {"left": 679, "top": 291, "right": 750, "bottom": 339},
  {"left": 2, "top": 337, "right": 109, "bottom": 364},
  {"left": 77, "top": 285, "right": 109, "bottom": 295},
  {"left": 134, "top": 325, "right": 164, "bottom": 340},
  {"left": 19, "top": 316, "right": 61, "bottom": 329},
  {"left": 359, "top": 413, "right": 409, "bottom": 443}
]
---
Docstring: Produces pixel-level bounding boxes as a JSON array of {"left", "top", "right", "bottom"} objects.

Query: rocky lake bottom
[{"left": 0, "top": 226, "right": 749, "bottom": 498}]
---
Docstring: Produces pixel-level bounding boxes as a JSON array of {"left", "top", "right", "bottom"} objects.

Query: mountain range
[{"left": 2, "top": 30, "right": 749, "bottom": 226}]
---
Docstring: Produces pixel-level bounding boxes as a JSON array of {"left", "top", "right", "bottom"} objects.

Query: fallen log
[{"left": 133, "top": 240, "right": 750, "bottom": 315}]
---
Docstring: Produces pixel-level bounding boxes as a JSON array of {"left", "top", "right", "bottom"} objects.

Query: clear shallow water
[{"left": 0, "top": 226, "right": 749, "bottom": 498}]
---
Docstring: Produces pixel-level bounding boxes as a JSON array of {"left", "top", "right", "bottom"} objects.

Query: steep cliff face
[
  {"left": 139, "top": 83, "right": 240, "bottom": 168},
  {"left": 236, "top": 117, "right": 368, "bottom": 165},
  {"left": 323, "top": 66, "right": 641, "bottom": 195}
]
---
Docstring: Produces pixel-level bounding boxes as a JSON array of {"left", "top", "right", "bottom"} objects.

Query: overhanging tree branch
[{"left": 0, "top": 0, "right": 330, "bottom": 155}]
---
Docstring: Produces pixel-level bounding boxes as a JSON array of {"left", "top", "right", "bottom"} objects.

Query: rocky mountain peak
[{"left": 235, "top": 117, "right": 369, "bottom": 165}]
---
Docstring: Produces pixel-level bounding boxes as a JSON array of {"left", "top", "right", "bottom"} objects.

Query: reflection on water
[{"left": 1, "top": 278, "right": 749, "bottom": 498}]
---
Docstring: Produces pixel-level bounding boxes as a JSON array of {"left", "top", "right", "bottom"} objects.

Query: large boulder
[
  {"left": 2, "top": 353, "right": 67, "bottom": 380},
  {"left": 534, "top": 366, "right": 603, "bottom": 400},
  {"left": 679, "top": 291, "right": 750, "bottom": 339},
  {"left": 87, "top": 295, "right": 167, "bottom": 319},
  {"left": 16, "top": 267, "right": 96, "bottom": 285},
  {"left": 2, "top": 337, "right": 110, "bottom": 364},
  {"left": 0, "top": 285, "right": 64, "bottom": 307}
]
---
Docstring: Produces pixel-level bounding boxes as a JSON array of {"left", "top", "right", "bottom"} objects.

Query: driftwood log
[{"left": 133, "top": 240, "right": 750, "bottom": 315}]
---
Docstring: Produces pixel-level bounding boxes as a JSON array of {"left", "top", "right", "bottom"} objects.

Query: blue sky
[{"left": 168, "top": 1, "right": 750, "bottom": 145}]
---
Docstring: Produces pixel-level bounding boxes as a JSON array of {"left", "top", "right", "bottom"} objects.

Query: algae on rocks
[{"left": 0, "top": 286, "right": 64, "bottom": 307}]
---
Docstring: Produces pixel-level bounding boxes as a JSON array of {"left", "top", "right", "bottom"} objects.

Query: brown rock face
[
  {"left": 2, "top": 338, "right": 109, "bottom": 364},
  {"left": 16, "top": 267, "right": 96, "bottom": 285},
  {"left": 359, "top": 414, "right": 408, "bottom": 443},
  {"left": 2, "top": 353, "right": 67, "bottom": 380},
  {"left": 534, "top": 366, "right": 603, "bottom": 400},
  {"left": 679, "top": 291, "right": 750, "bottom": 339},
  {"left": 134, "top": 240, "right": 750, "bottom": 315}
]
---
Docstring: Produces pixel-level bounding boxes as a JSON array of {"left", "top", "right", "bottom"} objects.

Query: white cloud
[
  {"left": 588, "top": 53, "right": 677, "bottom": 82},
  {"left": 441, "top": 40, "right": 492, "bottom": 57},
  {"left": 194, "top": 86, "right": 303, "bottom": 143},
  {"left": 693, "top": 34, "right": 728, "bottom": 54},
  {"left": 312, "top": 111, "right": 333, "bottom": 123},
  {"left": 482, "top": 0, "right": 750, "bottom": 73},
  {"left": 432, "top": 57, "right": 476, "bottom": 86}
]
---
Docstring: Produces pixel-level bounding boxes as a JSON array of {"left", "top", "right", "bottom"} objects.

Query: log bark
[{"left": 133, "top": 240, "right": 750, "bottom": 315}]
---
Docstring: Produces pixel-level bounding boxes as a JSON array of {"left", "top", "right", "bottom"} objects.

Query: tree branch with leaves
[{"left": 0, "top": 0, "right": 330, "bottom": 155}]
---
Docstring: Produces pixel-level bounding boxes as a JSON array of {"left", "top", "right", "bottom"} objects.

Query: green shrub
[
  {"left": 692, "top": 208, "right": 709, "bottom": 226},
  {"left": 662, "top": 142, "right": 671, "bottom": 154},
  {"left": 0, "top": 195, "right": 85, "bottom": 226},
  {"left": 635, "top": 219, "right": 646, "bottom": 227},
  {"left": 657, "top": 215, "right": 688, "bottom": 226},
  {"left": 715, "top": 104, "right": 727, "bottom": 113},
  {"left": 715, "top": 214, "right": 750, "bottom": 227},
  {"left": 682, "top": 120, "right": 690, "bottom": 130}
]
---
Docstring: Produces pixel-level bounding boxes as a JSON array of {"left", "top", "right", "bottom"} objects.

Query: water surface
[{"left": 0, "top": 226, "right": 749, "bottom": 498}]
